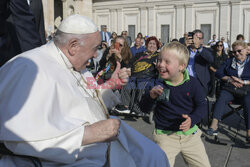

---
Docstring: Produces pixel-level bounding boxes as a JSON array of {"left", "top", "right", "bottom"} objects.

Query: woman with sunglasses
[
  {"left": 97, "top": 36, "right": 132, "bottom": 83},
  {"left": 208, "top": 41, "right": 228, "bottom": 98},
  {"left": 206, "top": 40, "right": 250, "bottom": 144}
]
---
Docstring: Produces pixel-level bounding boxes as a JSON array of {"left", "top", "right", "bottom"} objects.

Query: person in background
[
  {"left": 186, "top": 29, "right": 214, "bottom": 94},
  {"left": 97, "top": 36, "right": 132, "bottom": 83},
  {"left": 208, "top": 41, "right": 228, "bottom": 98},
  {"left": 141, "top": 37, "right": 145, "bottom": 46},
  {"left": 100, "top": 25, "right": 111, "bottom": 43},
  {"left": 130, "top": 37, "right": 146, "bottom": 57},
  {"left": 121, "top": 30, "right": 132, "bottom": 47},
  {"left": 171, "top": 39, "right": 179, "bottom": 42},
  {"left": 137, "top": 32, "right": 143, "bottom": 39},
  {"left": 108, "top": 31, "right": 117, "bottom": 46},
  {"left": 91, "top": 41, "right": 108, "bottom": 74},
  {"left": 0, "top": 0, "right": 42, "bottom": 67},
  {"left": 247, "top": 43, "right": 250, "bottom": 55},
  {"left": 29, "top": 0, "right": 46, "bottom": 44},
  {"left": 221, "top": 37, "right": 229, "bottom": 54},
  {"left": 140, "top": 42, "right": 210, "bottom": 167},
  {"left": 208, "top": 34, "right": 218, "bottom": 46},
  {"left": 125, "top": 36, "right": 160, "bottom": 116},
  {"left": 236, "top": 34, "right": 248, "bottom": 43},
  {"left": 206, "top": 40, "right": 250, "bottom": 145},
  {"left": 179, "top": 32, "right": 188, "bottom": 45}
]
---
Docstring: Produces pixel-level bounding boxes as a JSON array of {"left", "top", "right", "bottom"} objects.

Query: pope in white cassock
[{"left": 0, "top": 15, "right": 169, "bottom": 167}]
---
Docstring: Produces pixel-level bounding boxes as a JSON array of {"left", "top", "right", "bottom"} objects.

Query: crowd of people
[
  {"left": 83, "top": 23, "right": 250, "bottom": 165},
  {"left": 0, "top": 3, "right": 250, "bottom": 166}
]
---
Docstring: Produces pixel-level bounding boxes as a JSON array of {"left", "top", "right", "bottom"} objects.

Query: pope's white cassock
[{"left": 0, "top": 41, "right": 169, "bottom": 167}]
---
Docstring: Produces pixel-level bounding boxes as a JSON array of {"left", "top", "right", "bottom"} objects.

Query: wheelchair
[{"left": 0, "top": 143, "right": 42, "bottom": 167}]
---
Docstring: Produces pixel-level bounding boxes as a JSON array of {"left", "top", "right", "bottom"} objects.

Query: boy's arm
[
  {"left": 140, "top": 89, "right": 156, "bottom": 114},
  {"left": 189, "top": 79, "right": 208, "bottom": 127},
  {"left": 140, "top": 84, "right": 163, "bottom": 113}
]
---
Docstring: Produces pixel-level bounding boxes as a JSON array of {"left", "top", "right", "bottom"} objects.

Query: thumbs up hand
[{"left": 111, "top": 61, "right": 131, "bottom": 88}]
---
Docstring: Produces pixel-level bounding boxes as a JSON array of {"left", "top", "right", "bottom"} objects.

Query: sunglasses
[
  {"left": 217, "top": 44, "right": 223, "bottom": 47},
  {"left": 232, "top": 49, "right": 243, "bottom": 54}
]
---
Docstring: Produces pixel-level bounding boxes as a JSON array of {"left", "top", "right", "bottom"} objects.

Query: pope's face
[{"left": 75, "top": 31, "right": 101, "bottom": 71}]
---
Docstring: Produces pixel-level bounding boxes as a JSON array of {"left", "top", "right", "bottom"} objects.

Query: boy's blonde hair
[{"left": 160, "top": 41, "right": 190, "bottom": 68}]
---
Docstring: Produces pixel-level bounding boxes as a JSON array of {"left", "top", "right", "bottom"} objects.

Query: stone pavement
[{"left": 117, "top": 109, "right": 250, "bottom": 167}]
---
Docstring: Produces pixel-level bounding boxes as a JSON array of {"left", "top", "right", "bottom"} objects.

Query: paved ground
[{"left": 115, "top": 109, "right": 250, "bottom": 167}]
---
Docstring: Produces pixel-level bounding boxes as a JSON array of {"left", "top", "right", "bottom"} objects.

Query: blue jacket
[
  {"left": 188, "top": 46, "right": 214, "bottom": 93},
  {"left": 100, "top": 31, "right": 111, "bottom": 42},
  {"left": 216, "top": 56, "right": 250, "bottom": 82},
  {"left": 130, "top": 46, "right": 146, "bottom": 57}
]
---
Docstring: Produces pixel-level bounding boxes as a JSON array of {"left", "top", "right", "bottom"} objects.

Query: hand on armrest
[{"left": 82, "top": 119, "right": 120, "bottom": 145}]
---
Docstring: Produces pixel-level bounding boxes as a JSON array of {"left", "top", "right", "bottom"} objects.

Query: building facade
[{"left": 42, "top": 0, "right": 250, "bottom": 45}]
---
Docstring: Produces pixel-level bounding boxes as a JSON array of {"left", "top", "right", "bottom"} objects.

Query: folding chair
[{"left": 212, "top": 101, "right": 245, "bottom": 145}]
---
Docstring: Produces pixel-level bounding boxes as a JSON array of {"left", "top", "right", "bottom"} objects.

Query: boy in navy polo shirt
[{"left": 141, "top": 42, "right": 210, "bottom": 167}]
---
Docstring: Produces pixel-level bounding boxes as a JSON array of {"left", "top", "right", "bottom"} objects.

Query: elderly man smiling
[{"left": 0, "top": 15, "right": 169, "bottom": 167}]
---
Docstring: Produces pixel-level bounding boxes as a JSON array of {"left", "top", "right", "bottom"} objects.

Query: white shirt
[{"left": 208, "top": 39, "right": 219, "bottom": 46}]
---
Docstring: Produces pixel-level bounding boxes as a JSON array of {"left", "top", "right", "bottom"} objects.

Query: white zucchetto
[{"left": 58, "top": 14, "right": 98, "bottom": 34}]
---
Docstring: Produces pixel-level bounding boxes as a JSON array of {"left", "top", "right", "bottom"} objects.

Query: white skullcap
[{"left": 58, "top": 14, "right": 98, "bottom": 34}]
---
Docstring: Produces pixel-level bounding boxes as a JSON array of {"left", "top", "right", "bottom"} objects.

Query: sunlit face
[
  {"left": 157, "top": 50, "right": 185, "bottom": 81},
  {"left": 216, "top": 42, "right": 224, "bottom": 51},
  {"left": 193, "top": 32, "right": 203, "bottom": 46},
  {"left": 115, "top": 38, "right": 125, "bottom": 50},
  {"left": 247, "top": 45, "right": 250, "bottom": 54},
  {"left": 102, "top": 27, "right": 107, "bottom": 32},
  {"left": 112, "top": 33, "right": 117, "bottom": 39},
  {"left": 74, "top": 31, "right": 101, "bottom": 71},
  {"left": 147, "top": 40, "right": 157, "bottom": 53},
  {"left": 135, "top": 38, "right": 141, "bottom": 47},
  {"left": 213, "top": 35, "right": 216, "bottom": 40},
  {"left": 232, "top": 45, "right": 247, "bottom": 63},
  {"left": 141, "top": 39, "right": 145, "bottom": 46}
]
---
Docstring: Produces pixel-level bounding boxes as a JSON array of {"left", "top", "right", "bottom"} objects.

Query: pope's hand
[
  {"left": 111, "top": 61, "right": 131, "bottom": 88},
  {"left": 82, "top": 119, "right": 121, "bottom": 145}
]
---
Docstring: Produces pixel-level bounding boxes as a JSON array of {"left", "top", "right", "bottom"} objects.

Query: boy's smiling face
[{"left": 157, "top": 50, "right": 185, "bottom": 81}]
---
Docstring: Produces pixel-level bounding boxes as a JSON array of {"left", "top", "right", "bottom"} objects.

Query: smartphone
[
  {"left": 188, "top": 32, "right": 194, "bottom": 39},
  {"left": 114, "top": 42, "right": 120, "bottom": 50}
]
